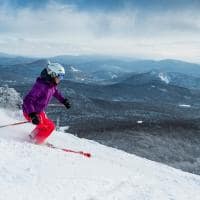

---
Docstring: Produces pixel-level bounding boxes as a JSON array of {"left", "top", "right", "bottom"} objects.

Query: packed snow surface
[{"left": 0, "top": 108, "right": 200, "bottom": 200}]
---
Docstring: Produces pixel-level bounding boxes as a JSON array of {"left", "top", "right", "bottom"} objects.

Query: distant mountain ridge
[
  {"left": 120, "top": 70, "right": 200, "bottom": 90},
  {"left": 0, "top": 53, "right": 37, "bottom": 65},
  {"left": 1, "top": 54, "right": 200, "bottom": 85}
]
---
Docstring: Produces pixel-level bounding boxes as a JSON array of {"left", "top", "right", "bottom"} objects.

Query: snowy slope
[{"left": 0, "top": 108, "right": 200, "bottom": 200}]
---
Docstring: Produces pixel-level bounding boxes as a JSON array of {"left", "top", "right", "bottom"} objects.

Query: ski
[{"left": 45, "top": 142, "right": 91, "bottom": 158}]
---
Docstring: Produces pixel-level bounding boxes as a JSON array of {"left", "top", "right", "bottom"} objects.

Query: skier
[{"left": 22, "top": 61, "right": 71, "bottom": 144}]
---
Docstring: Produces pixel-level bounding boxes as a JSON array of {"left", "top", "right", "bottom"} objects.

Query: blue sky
[
  {"left": 0, "top": 0, "right": 200, "bottom": 62},
  {"left": 3, "top": 0, "right": 200, "bottom": 10}
]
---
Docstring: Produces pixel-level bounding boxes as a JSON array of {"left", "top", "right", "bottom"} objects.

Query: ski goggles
[{"left": 57, "top": 73, "right": 65, "bottom": 80}]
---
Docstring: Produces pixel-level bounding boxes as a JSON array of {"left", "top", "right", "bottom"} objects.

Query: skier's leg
[
  {"left": 23, "top": 112, "right": 38, "bottom": 140},
  {"left": 23, "top": 112, "right": 55, "bottom": 144},
  {"left": 33, "top": 112, "right": 55, "bottom": 144}
]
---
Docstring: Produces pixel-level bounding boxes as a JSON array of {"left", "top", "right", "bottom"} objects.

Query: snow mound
[
  {"left": 0, "top": 108, "right": 200, "bottom": 200},
  {"left": 158, "top": 72, "right": 170, "bottom": 84}
]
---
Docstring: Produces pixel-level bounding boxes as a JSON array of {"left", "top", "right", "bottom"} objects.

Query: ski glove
[
  {"left": 63, "top": 98, "right": 71, "bottom": 109},
  {"left": 29, "top": 112, "right": 40, "bottom": 125}
]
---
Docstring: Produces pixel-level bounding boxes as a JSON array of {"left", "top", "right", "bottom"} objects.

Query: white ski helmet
[{"left": 46, "top": 62, "right": 65, "bottom": 80}]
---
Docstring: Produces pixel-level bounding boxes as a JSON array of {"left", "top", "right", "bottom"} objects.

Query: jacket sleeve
[
  {"left": 53, "top": 88, "right": 65, "bottom": 103},
  {"left": 23, "top": 82, "right": 43, "bottom": 114}
]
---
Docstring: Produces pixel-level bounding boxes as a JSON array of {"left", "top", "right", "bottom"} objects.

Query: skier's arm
[
  {"left": 53, "top": 88, "right": 65, "bottom": 103},
  {"left": 54, "top": 88, "right": 71, "bottom": 109}
]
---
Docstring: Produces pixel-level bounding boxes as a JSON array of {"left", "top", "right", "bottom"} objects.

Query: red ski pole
[
  {"left": 61, "top": 148, "right": 91, "bottom": 158},
  {"left": 46, "top": 143, "right": 91, "bottom": 158},
  {"left": 0, "top": 121, "right": 29, "bottom": 128}
]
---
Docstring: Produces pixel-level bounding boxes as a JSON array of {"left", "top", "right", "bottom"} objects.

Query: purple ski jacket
[{"left": 23, "top": 77, "right": 65, "bottom": 114}]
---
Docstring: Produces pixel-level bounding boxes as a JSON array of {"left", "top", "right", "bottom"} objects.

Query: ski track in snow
[{"left": 0, "top": 108, "right": 200, "bottom": 200}]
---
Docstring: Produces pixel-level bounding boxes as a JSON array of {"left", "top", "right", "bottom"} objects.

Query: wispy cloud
[{"left": 0, "top": 1, "right": 200, "bottom": 62}]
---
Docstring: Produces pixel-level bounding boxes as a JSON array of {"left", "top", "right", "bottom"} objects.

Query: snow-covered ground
[
  {"left": 159, "top": 73, "right": 170, "bottom": 84},
  {"left": 178, "top": 104, "right": 191, "bottom": 108},
  {"left": 0, "top": 108, "right": 200, "bottom": 200}
]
